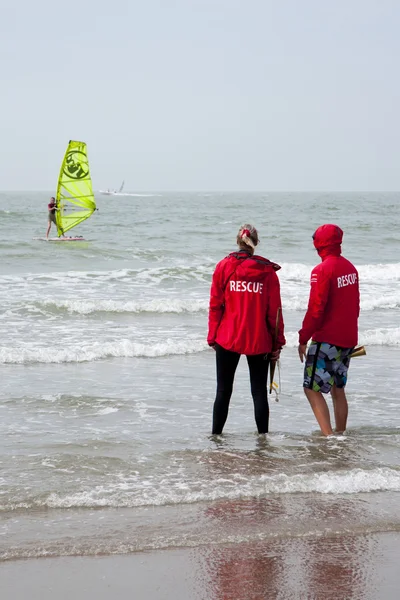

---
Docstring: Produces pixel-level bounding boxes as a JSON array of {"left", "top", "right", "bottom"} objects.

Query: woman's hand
[{"left": 270, "top": 348, "right": 281, "bottom": 362}]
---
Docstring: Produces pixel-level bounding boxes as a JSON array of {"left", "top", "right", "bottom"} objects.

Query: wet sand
[{"left": 2, "top": 531, "right": 400, "bottom": 600}]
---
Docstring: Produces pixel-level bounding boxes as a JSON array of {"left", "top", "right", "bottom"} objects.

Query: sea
[{"left": 1, "top": 191, "right": 400, "bottom": 592}]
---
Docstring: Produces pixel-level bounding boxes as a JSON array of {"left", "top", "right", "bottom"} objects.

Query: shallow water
[{"left": 1, "top": 191, "right": 400, "bottom": 561}]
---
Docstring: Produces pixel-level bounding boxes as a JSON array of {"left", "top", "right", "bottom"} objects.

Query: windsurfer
[{"left": 46, "top": 197, "right": 64, "bottom": 239}]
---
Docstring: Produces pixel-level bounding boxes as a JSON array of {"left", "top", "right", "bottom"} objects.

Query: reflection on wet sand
[
  {"left": 200, "top": 496, "right": 379, "bottom": 600},
  {"left": 198, "top": 534, "right": 378, "bottom": 600}
]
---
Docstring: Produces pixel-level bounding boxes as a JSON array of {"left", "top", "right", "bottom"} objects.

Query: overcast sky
[{"left": 1, "top": 0, "right": 399, "bottom": 191}]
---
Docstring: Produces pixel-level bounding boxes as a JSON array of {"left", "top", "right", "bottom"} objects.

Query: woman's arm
[{"left": 207, "top": 263, "right": 224, "bottom": 346}]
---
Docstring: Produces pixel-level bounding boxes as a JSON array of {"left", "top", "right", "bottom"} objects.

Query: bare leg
[
  {"left": 304, "top": 388, "right": 334, "bottom": 436},
  {"left": 330, "top": 384, "right": 348, "bottom": 433},
  {"left": 46, "top": 221, "right": 51, "bottom": 239}
]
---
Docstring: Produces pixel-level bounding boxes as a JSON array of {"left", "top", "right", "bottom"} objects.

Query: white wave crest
[
  {"left": 358, "top": 263, "right": 400, "bottom": 281},
  {"left": 97, "top": 407, "right": 119, "bottom": 415},
  {"left": 282, "top": 293, "right": 400, "bottom": 312},
  {"left": 0, "top": 338, "right": 208, "bottom": 364},
  {"left": 8, "top": 291, "right": 400, "bottom": 316},
  {"left": 42, "top": 298, "right": 208, "bottom": 315},
  {"left": 6, "top": 292, "right": 400, "bottom": 317},
  {"left": 39, "top": 467, "right": 400, "bottom": 509},
  {"left": 1, "top": 326, "right": 399, "bottom": 364},
  {"left": 358, "top": 327, "right": 400, "bottom": 346},
  {"left": 284, "top": 327, "right": 400, "bottom": 348},
  {"left": 1, "top": 262, "right": 400, "bottom": 287},
  {"left": 361, "top": 294, "right": 400, "bottom": 311},
  {"left": 0, "top": 264, "right": 214, "bottom": 286},
  {"left": 279, "top": 262, "right": 400, "bottom": 283}
]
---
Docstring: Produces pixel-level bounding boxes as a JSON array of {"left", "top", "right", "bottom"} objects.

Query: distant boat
[
  {"left": 99, "top": 180, "right": 125, "bottom": 196},
  {"left": 98, "top": 182, "right": 159, "bottom": 198}
]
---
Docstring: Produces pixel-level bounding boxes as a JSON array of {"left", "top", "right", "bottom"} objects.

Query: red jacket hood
[
  {"left": 228, "top": 251, "right": 281, "bottom": 278},
  {"left": 313, "top": 224, "right": 343, "bottom": 259}
]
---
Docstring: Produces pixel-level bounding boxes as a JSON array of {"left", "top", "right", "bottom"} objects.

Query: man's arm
[{"left": 298, "top": 267, "right": 330, "bottom": 346}]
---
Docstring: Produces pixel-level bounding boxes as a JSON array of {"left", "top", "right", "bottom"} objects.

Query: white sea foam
[
  {"left": 358, "top": 327, "right": 400, "bottom": 346},
  {"left": 97, "top": 407, "right": 119, "bottom": 415},
  {"left": 281, "top": 294, "right": 400, "bottom": 312},
  {"left": 0, "top": 338, "right": 208, "bottom": 364},
  {"left": 1, "top": 262, "right": 400, "bottom": 287},
  {"left": 0, "top": 268, "right": 134, "bottom": 285},
  {"left": 0, "top": 265, "right": 213, "bottom": 286},
  {"left": 277, "top": 262, "right": 400, "bottom": 284},
  {"left": 1, "top": 326, "right": 399, "bottom": 364},
  {"left": 41, "top": 298, "right": 208, "bottom": 314},
  {"left": 284, "top": 328, "right": 400, "bottom": 348},
  {"left": 361, "top": 294, "right": 400, "bottom": 311},
  {"left": 7, "top": 284, "right": 400, "bottom": 316},
  {"left": 3, "top": 291, "right": 399, "bottom": 317},
  {"left": 36, "top": 467, "right": 400, "bottom": 509},
  {"left": 358, "top": 263, "right": 400, "bottom": 281},
  {"left": 279, "top": 263, "right": 312, "bottom": 281}
]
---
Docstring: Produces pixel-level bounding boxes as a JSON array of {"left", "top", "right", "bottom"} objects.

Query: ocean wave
[
  {"left": 358, "top": 327, "right": 400, "bottom": 346},
  {"left": 39, "top": 298, "right": 208, "bottom": 315},
  {"left": 284, "top": 328, "right": 400, "bottom": 348},
  {"left": 358, "top": 263, "right": 400, "bottom": 281},
  {"left": 1, "top": 262, "right": 400, "bottom": 287},
  {"left": 361, "top": 295, "right": 400, "bottom": 311},
  {"left": 4, "top": 293, "right": 400, "bottom": 316},
  {"left": 0, "top": 264, "right": 214, "bottom": 286},
  {"left": 279, "top": 262, "right": 400, "bottom": 283},
  {"left": 0, "top": 338, "right": 208, "bottom": 364},
  {"left": 3, "top": 520, "right": 400, "bottom": 562},
  {"left": 2, "top": 467, "right": 400, "bottom": 512},
  {"left": 281, "top": 295, "right": 400, "bottom": 312},
  {"left": 1, "top": 327, "right": 400, "bottom": 364}
]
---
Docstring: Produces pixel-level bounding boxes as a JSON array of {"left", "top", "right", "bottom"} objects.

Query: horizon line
[{"left": 1, "top": 189, "right": 399, "bottom": 194}]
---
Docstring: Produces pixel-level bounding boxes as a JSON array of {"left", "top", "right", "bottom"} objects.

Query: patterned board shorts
[{"left": 303, "top": 342, "right": 353, "bottom": 394}]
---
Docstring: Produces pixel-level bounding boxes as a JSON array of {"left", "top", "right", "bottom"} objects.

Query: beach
[{"left": 2, "top": 531, "right": 400, "bottom": 599}]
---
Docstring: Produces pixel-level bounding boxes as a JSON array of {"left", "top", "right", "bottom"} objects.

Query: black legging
[{"left": 212, "top": 343, "right": 270, "bottom": 434}]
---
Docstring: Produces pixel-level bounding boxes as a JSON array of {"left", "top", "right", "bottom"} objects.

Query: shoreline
[{"left": 2, "top": 531, "right": 400, "bottom": 600}]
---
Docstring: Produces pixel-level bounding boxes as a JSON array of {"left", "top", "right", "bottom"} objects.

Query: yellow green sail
[{"left": 55, "top": 140, "right": 96, "bottom": 236}]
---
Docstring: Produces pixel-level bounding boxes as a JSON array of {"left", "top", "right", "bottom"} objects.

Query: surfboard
[{"left": 34, "top": 236, "right": 87, "bottom": 242}]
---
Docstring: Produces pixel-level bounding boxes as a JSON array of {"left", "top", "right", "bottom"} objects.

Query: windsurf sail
[
  {"left": 55, "top": 140, "right": 96, "bottom": 237},
  {"left": 118, "top": 180, "right": 125, "bottom": 193}
]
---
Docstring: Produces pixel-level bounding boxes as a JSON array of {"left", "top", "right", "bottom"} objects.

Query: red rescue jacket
[
  {"left": 298, "top": 224, "right": 360, "bottom": 347},
  {"left": 208, "top": 250, "right": 286, "bottom": 355}
]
